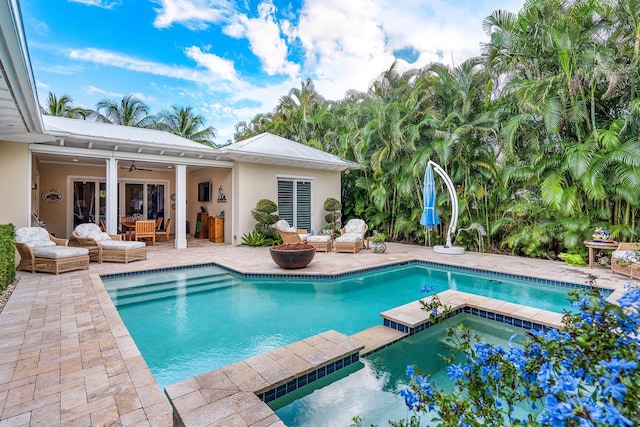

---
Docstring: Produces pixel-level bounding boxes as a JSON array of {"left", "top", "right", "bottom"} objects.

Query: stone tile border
[{"left": 164, "top": 331, "right": 363, "bottom": 427}]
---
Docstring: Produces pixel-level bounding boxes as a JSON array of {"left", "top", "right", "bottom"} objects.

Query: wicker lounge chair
[
  {"left": 275, "top": 220, "right": 309, "bottom": 244},
  {"left": 334, "top": 219, "right": 368, "bottom": 253},
  {"left": 611, "top": 242, "right": 640, "bottom": 279},
  {"left": 15, "top": 227, "right": 90, "bottom": 274},
  {"left": 73, "top": 223, "right": 147, "bottom": 263}
]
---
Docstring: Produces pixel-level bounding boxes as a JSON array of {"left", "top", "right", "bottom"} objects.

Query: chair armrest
[
  {"left": 110, "top": 234, "right": 123, "bottom": 241},
  {"left": 49, "top": 235, "right": 69, "bottom": 246},
  {"left": 73, "top": 234, "right": 100, "bottom": 247},
  {"left": 616, "top": 243, "right": 640, "bottom": 251},
  {"left": 296, "top": 229, "right": 308, "bottom": 234}
]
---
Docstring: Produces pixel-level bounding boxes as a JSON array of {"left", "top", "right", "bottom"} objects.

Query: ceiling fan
[{"left": 121, "top": 161, "right": 152, "bottom": 172}]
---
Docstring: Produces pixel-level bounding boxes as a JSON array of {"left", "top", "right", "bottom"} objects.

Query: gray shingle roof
[{"left": 220, "top": 133, "right": 360, "bottom": 171}]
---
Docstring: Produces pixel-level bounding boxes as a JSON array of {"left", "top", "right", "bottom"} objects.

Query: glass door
[
  {"left": 124, "top": 183, "right": 145, "bottom": 218},
  {"left": 73, "top": 181, "right": 105, "bottom": 229}
]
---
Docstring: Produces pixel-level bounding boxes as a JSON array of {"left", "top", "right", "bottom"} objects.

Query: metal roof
[
  {"left": 221, "top": 133, "right": 360, "bottom": 171},
  {"left": 0, "top": 0, "right": 44, "bottom": 142}
]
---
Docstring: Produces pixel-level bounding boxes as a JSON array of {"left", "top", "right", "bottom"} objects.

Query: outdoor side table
[{"left": 583, "top": 240, "right": 619, "bottom": 268}]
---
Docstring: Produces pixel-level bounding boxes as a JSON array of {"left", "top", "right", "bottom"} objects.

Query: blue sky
[{"left": 21, "top": 0, "right": 524, "bottom": 143}]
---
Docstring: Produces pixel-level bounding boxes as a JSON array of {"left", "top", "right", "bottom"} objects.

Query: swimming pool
[
  {"left": 272, "top": 314, "right": 536, "bottom": 426},
  {"left": 102, "top": 261, "right": 586, "bottom": 391}
]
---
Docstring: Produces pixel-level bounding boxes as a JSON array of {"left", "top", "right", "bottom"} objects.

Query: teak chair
[
  {"left": 155, "top": 218, "right": 172, "bottom": 242},
  {"left": 135, "top": 220, "right": 156, "bottom": 246}
]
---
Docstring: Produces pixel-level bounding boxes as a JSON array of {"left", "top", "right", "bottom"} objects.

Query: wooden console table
[{"left": 583, "top": 240, "right": 619, "bottom": 268}]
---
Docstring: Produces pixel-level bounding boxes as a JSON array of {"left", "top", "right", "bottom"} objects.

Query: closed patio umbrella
[{"left": 420, "top": 164, "right": 440, "bottom": 246}]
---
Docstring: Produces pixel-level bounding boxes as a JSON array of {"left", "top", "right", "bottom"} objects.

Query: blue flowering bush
[{"left": 392, "top": 283, "right": 640, "bottom": 427}]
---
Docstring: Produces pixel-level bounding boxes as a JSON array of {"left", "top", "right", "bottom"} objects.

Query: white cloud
[
  {"left": 223, "top": 1, "right": 299, "bottom": 77},
  {"left": 36, "top": 81, "right": 49, "bottom": 89},
  {"left": 67, "top": 47, "right": 240, "bottom": 86},
  {"left": 153, "top": 0, "right": 233, "bottom": 29},
  {"left": 68, "top": 0, "right": 120, "bottom": 9},
  {"left": 86, "top": 85, "right": 121, "bottom": 97},
  {"left": 184, "top": 46, "right": 238, "bottom": 82}
]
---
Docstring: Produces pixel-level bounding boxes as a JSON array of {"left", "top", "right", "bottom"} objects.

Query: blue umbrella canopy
[{"left": 420, "top": 164, "right": 440, "bottom": 229}]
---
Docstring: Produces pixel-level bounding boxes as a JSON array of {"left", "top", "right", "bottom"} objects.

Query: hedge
[{"left": 0, "top": 224, "right": 16, "bottom": 291}]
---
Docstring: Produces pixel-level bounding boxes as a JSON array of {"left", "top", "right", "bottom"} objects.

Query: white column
[
  {"left": 174, "top": 164, "right": 187, "bottom": 249},
  {"left": 105, "top": 158, "right": 118, "bottom": 235}
]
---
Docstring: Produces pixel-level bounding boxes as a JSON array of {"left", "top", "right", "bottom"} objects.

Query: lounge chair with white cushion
[
  {"left": 15, "top": 227, "right": 90, "bottom": 274},
  {"left": 275, "top": 220, "right": 309, "bottom": 244},
  {"left": 334, "top": 219, "right": 368, "bottom": 253},
  {"left": 73, "top": 223, "right": 146, "bottom": 263},
  {"left": 611, "top": 242, "right": 640, "bottom": 279}
]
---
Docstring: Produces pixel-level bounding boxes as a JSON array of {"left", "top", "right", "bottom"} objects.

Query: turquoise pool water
[
  {"left": 103, "top": 263, "right": 578, "bottom": 390},
  {"left": 272, "top": 314, "right": 535, "bottom": 426}
]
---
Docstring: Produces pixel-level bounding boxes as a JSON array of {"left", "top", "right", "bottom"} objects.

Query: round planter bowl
[{"left": 269, "top": 246, "right": 316, "bottom": 269}]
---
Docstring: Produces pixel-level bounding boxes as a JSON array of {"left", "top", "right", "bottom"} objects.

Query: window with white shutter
[{"left": 277, "top": 178, "right": 312, "bottom": 230}]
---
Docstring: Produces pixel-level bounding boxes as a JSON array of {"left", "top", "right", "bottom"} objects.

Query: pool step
[{"left": 109, "top": 272, "right": 240, "bottom": 306}]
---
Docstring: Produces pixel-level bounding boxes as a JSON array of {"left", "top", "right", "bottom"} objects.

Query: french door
[
  {"left": 72, "top": 180, "right": 106, "bottom": 229},
  {"left": 120, "top": 181, "right": 167, "bottom": 221}
]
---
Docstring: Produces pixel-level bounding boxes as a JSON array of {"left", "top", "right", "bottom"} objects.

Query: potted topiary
[
  {"left": 269, "top": 243, "right": 316, "bottom": 269},
  {"left": 371, "top": 231, "right": 387, "bottom": 254}
]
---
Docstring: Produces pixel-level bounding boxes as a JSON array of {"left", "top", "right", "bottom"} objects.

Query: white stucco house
[{"left": 0, "top": 0, "right": 358, "bottom": 248}]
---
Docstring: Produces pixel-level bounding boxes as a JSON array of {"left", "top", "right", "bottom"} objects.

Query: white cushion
[
  {"left": 344, "top": 219, "right": 366, "bottom": 234},
  {"left": 612, "top": 250, "right": 639, "bottom": 263},
  {"left": 307, "top": 235, "right": 331, "bottom": 243},
  {"left": 98, "top": 240, "right": 146, "bottom": 251},
  {"left": 275, "top": 219, "right": 296, "bottom": 232},
  {"left": 15, "top": 227, "right": 56, "bottom": 248},
  {"left": 74, "top": 223, "right": 111, "bottom": 241},
  {"left": 335, "top": 234, "right": 361, "bottom": 244},
  {"left": 32, "top": 246, "right": 88, "bottom": 259},
  {"left": 299, "top": 234, "right": 308, "bottom": 242}
]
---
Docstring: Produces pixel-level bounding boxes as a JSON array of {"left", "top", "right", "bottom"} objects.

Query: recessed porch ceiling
[{"left": 34, "top": 153, "right": 209, "bottom": 172}]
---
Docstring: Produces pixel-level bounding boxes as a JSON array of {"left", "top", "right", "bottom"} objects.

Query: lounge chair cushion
[
  {"left": 32, "top": 246, "right": 89, "bottom": 259},
  {"left": 275, "top": 219, "right": 296, "bottom": 232},
  {"left": 98, "top": 240, "right": 146, "bottom": 251},
  {"left": 344, "top": 219, "right": 366, "bottom": 234},
  {"left": 307, "top": 235, "right": 332, "bottom": 243},
  {"left": 612, "top": 250, "right": 640, "bottom": 264},
  {"left": 15, "top": 227, "right": 56, "bottom": 248},
  {"left": 74, "top": 223, "right": 111, "bottom": 241},
  {"left": 335, "top": 234, "right": 361, "bottom": 244}
]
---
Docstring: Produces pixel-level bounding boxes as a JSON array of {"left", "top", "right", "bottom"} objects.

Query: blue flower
[
  {"left": 446, "top": 364, "right": 466, "bottom": 382},
  {"left": 398, "top": 388, "right": 418, "bottom": 411},
  {"left": 421, "top": 284, "right": 434, "bottom": 294},
  {"left": 406, "top": 365, "right": 415, "bottom": 377},
  {"left": 603, "top": 381, "right": 628, "bottom": 402}
]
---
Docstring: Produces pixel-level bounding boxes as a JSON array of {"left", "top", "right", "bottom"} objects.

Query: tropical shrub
[
  {"left": 240, "top": 231, "right": 265, "bottom": 247},
  {"left": 323, "top": 197, "right": 342, "bottom": 233},
  {"left": 251, "top": 199, "right": 279, "bottom": 245},
  {"left": 0, "top": 224, "right": 16, "bottom": 291},
  {"left": 393, "top": 284, "right": 640, "bottom": 427}
]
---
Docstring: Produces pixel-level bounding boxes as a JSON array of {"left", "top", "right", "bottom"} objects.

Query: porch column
[
  {"left": 175, "top": 164, "right": 187, "bottom": 249},
  {"left": 105, "top": 158, "right": 118, "bottom": 235}
]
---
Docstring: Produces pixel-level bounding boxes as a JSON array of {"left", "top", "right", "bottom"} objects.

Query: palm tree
[
  {"left": 41, "top": 92, "right": 91, "bottom": 118},
  {"left": 94, "top": 95, "right": 155, "bottom": 127},
  {"left": 155, "top": 106, "right": 217, "bottom": 147}
]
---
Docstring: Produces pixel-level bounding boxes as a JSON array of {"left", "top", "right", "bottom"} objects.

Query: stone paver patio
[{"left": 0, "top": 239, "right": 632, "bottom": 426}]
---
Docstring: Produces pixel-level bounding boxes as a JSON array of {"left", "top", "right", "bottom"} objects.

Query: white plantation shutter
[
  {"left": 296, "top": 181, "right": 311, "bottom": 231},
  {"left": 277, "top": 180, "right": 294, "bottom": 225},
  {"left": 278, "top": 178, "right": 312, "bottom": 230}
]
